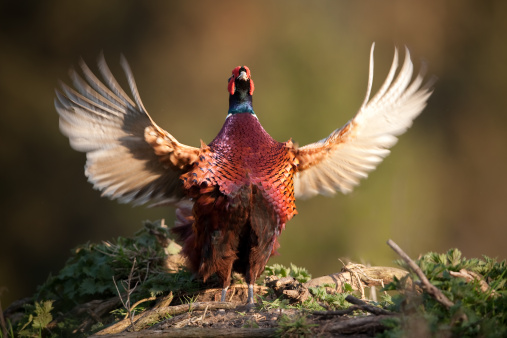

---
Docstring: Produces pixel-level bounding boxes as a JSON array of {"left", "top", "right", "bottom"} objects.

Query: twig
[
  {"left": 144, "top": 261, "right": 151, "bottom": 283},
  {"left": 350, "top": 263, "right": 387, "bottom": 297},
  {"left": 340, "top": 261, "right": 366, "bottom": 299},
  {"left": 345, "top": 295, "right": 393, "bottom": 315},
  {"left": 112, "top": 257, "right": 140, "bottom": 329},
  {"left": 228, "top": 286, "right": 237, "bottom": 302},
  {"left": 201, "top": 305, "right": 209, "bottom": 322},
  {"left": 370, "top": 285, "right": 377, "bottom": 302},
  {"left": 130, "top": 296, "right": 157, "bottom": 314},
  {"left": 449, "top": 269, "right": 496, "bottom": 296},
  {"left": 386, "top": 239, "right": 454, "bottom": 309}
]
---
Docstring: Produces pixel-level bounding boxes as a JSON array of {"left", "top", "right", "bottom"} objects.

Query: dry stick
[
  {"left": 386, "top": 239, "right": 454, "bottom": 309},
  {"left": 0, "top": 300, "right": 8, "bottom": 338},
  {"left": 130, "top": 296, "right": 157, "bottom": 314},
  {"left": 228, "top": 286, "right": 237, "bottom": 302},
  {"left": 339, "top": 259, "right": 366, "bottom": 299},
  {"left": 201, "top": 305, "right": 209, "bottom": 322},
  {"left": 449, "top": 269, "right": 496, "bottom": 296},
  {"left": 313, "top": 295, "right": 393, "bottom": 317},
  {"left": 113, "top": 257, "right": 140, "bottom": 328}
]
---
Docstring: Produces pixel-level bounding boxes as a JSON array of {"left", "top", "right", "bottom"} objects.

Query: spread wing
[
  {"left": 294, "top": 44, "right": 433, "bottom": 199},
  {"left": 56, "top": 55, "right": 200, "bottom": 206}
]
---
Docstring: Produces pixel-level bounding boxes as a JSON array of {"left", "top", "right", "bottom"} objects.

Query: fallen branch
[
  {"left": 325, "top": 314, "right": 394, "bottom": 335},
  {"left": 94, "top": 302, "right": 236, "bottom": 335},
  {"left": 344, "top": 295, "right": 393, "bottom": 316},
  {"left": 386, "top": 239, "right": 455, "bottom": 310}
]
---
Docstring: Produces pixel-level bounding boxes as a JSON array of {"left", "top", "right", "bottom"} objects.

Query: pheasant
[{"left": 56, "top": 44, "right": 432, "bottom": 304}]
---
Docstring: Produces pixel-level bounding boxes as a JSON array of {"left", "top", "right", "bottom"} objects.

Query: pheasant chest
[{"left": 183, "top": 113, "right": 298, "bottom": 228}]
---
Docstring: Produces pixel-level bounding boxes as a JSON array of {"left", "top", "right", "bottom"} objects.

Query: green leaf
[
  {"left": 343, "top": 283, "right": 354, "bottom": 292},
  {"left": 80, "top": 278, "right": 100, "bottom": 295},
  {"left": 32, "top": 300, "right": 54, "bottom": 330}
]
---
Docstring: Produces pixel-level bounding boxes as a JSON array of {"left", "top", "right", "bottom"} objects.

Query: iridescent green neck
[{"left": 228, "top": 90, "right": 254, "bottom": 115}]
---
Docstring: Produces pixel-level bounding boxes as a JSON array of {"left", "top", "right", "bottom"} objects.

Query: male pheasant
[{"left": 56, "top": 44, "right": 432, "bottom": 304}]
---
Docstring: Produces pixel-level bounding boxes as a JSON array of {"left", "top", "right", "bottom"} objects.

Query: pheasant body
[
  {"left": 176, "top": 92, "right": 298, "bottom": 292},
  {"left": 56, "top": 45, "right": 433, "bottom": 304}
]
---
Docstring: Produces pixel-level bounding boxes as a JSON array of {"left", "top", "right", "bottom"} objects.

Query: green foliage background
[{"left": 1, "top": 1, "right": 507, "bottom": 308}]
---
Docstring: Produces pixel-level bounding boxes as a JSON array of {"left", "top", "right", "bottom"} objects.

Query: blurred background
[{"left": 1, "top": 1, "right": 506, "bottom": 308}]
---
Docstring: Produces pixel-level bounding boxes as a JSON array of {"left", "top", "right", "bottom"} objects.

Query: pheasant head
[{"left": 227, "top": 66, "right": 255, "bottom": 116}]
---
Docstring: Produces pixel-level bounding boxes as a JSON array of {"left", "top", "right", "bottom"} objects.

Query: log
[
  {"left": 305, "top": 265, "right": 408, "bottom": 291},
  {"left": 326, "top": 314, "right": 394, "bottom": 335}
]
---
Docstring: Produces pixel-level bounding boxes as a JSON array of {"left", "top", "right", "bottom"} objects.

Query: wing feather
[
  {"left": 56, "top": 55, "right": 200, "bottom": 206},
  {"left": 294, "top": 44, "right": 433, "bottom": 199}
]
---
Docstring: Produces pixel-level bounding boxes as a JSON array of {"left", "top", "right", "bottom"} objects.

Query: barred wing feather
[
  {"left": 294, "top": 44, "right": 433, "bottom": 199},
  {"left": 56, "top": 55, "right": 199, "bottom": 206}
]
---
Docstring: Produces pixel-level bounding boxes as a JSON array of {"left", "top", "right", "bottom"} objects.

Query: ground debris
[{"left": 265, "top": 275, "right": 310, "bottom": 303}]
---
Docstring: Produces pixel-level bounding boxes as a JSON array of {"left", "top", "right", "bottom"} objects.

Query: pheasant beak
[{"left": 237, "top": 70, "right": 248, "bottom": 81}]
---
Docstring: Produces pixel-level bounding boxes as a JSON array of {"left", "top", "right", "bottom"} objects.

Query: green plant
[
  {"left": 257, "top": 295, "right": 295, "bottom": 311},
  {"left": 308, "top": 284, "right": 355, "bottom": 310},
  {"left": 380, "top": 249, "right": 507, "bottom": 337},
  {"left": 18, "top": 220, "right": 200, "bottom": 336},
  {"left": 0, "top": 319, "right": 14, "bottom": 338},
  {"left": 275, "top": 314, "right": 317, "bottom": 337},
  {"left": 17, "top": 300, "right": 54, "bottom": 337},
  {"left": 35, "top": 221, "right": 200, "bottom": 306},
  {"left": 264, "top": 263, "right": 312, "bottom": 283},
  {"left": 180, "top": 294, "right": 198, "bottom": 305}
]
